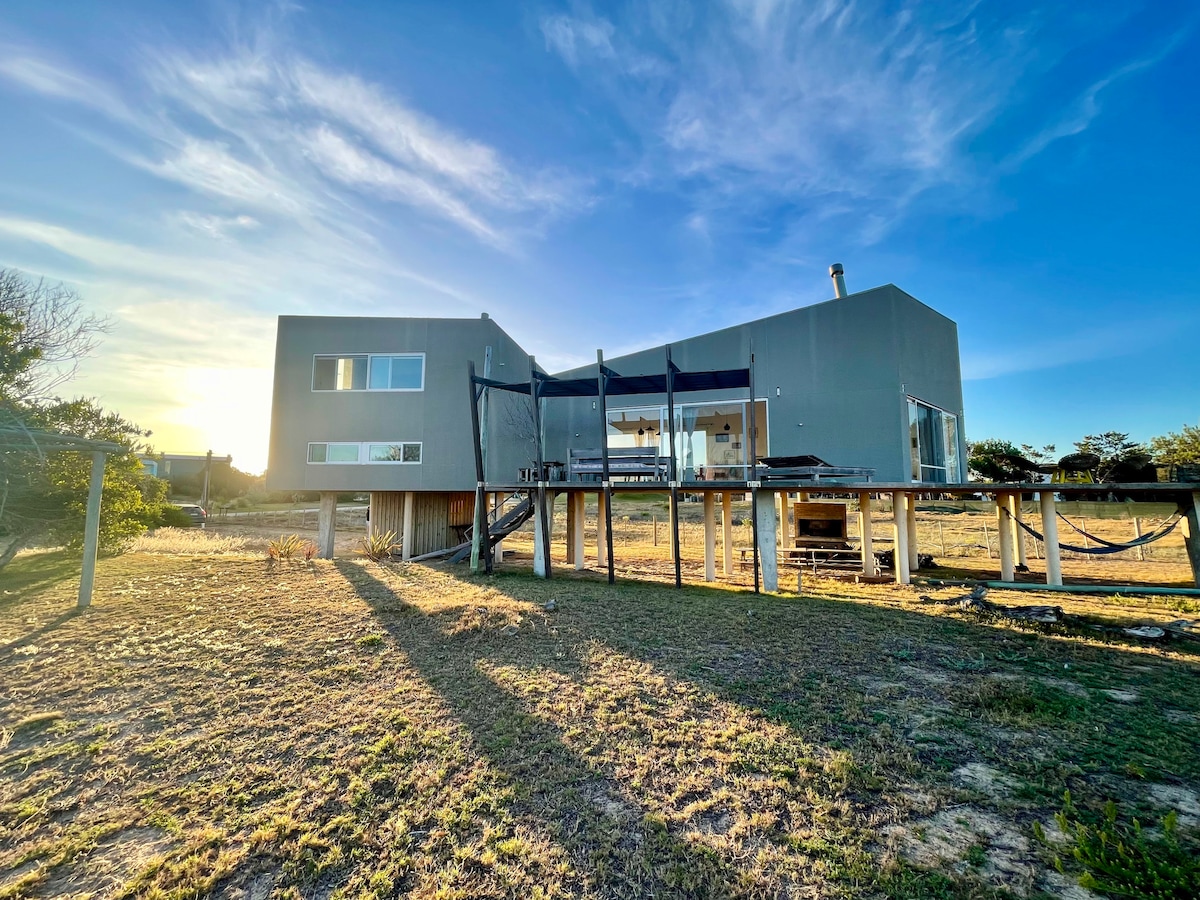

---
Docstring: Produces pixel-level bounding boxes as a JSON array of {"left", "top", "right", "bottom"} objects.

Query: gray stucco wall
[
  {"left": 542, "top": 285, "right": 966, "bottom": 483},
  {"left": 267, "top": 315, "right": 533, "bottom": 492}
]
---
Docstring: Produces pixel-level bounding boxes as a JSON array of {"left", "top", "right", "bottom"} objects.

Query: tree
[
  {"left": 0, "top": 268, "right": 163, "bottom": 567},
  {"left": 1074, "top": 431, "right": 1152, "bottom": 482},
  {"left": 1149, "top": 424, "right": 1200, "bottom": 467},
  {"left": 966, "top": 438, "right": 1046, "bottom": 482}
]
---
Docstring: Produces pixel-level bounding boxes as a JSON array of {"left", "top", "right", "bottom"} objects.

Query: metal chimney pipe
[{"left": 829, "top": 263, "right": 847, "bottom": 298}]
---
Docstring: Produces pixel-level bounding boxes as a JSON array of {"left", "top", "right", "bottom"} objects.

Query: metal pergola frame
[
  {"left": 0, "top": 427, "right": 125, "bottom": 608},
  {"left": 468, "top": 345, "right": 757, "bottom": 589}
]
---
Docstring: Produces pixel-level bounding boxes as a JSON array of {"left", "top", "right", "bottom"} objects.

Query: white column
[
  {"left": 892, "top": 492, "right": 911, "bottom": 585},
  {"left": 493, "top": 493, "right": 505, "bottom": 562},
  {"left": 756, "top": 491, "right": 779, "bottom": 592},
  {"left": 859, "top": 491, "right": 874, "bottom": 577},
  {"left": 906, "top": 492, "right": 919, "bottom": 572},
  {"left": 596, "top": 492, "right": 608, "bottom": 567},
  {"left": 533, "top": 493, "right": 548, "bottom": 577},
  {"left": 317, "top": 491, "right": 338, "bottom": 559},
  {"left": 1010, "top": 494, "right": 1028, "bottom": 568},
  {"left": 777, "top": 493, "right": 792, "bottom": 550},
  {"left": 573, "top": 492, "right": 585, "bottom": 571},
  {"left": 722, "top": 492, "right": 733, "bottom": 575},
  {"left": 78, "top": 451, "right": 106, "bottom": 609},
  {"left": 997, "top": 492, "right": 1015, "bottom": 582},
  {"left": 1040, "top": 491, "right": 1062, "bottom": 586},
  {"left": 703, "top": 492, "right": 716, "bottom": 582},
  {"left": 401, "top": 491, "right": 414, "bottom": 561}
]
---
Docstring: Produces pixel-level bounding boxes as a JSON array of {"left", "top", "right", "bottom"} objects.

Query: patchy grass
[
  {"left": 0, "top": 551, "right": 1197, "bottom": 898},
  {"left": 130, "top": 527, "right": 252, "bottom": 556}
]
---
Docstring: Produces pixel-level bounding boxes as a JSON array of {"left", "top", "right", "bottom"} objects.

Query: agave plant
[
  {"left": 267, "top": 534, "right": 306, "bottom": 561},
  {"left": 357, "top": 529, "right": 402, "bottom": 562}
]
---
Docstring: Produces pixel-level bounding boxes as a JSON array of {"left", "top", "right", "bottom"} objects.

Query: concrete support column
[
  {"left": 596, "top": 492, "right": 608, "bottom": 567},
  {"left": 756, "top": 491, "right": 779, "bottom": 592},
  {"left": 892, "top": 492, "right": 911, "bottom": 585},
  {"left": 906, "top": 492, "right": 919, "bottom": 572},
  {"left": 1040, "top": 491, "right": 1062, "bottom": 586},
  {"left": 997, "top": 492, "right": 1015, "bottom": 582},
  {"left": 573, "top": 493, "right": 586, "bottom": 571},
  {"left": 533, "top": 493, "right": 549, "bottom": 578},
  {"left": 493, "top": 493, "right": 505, "bottom": 563},
  {"left": 401, "top": 492, "right": 414, "bottom": 561},
  {"left": 1182, "top": 492, "right": 1200, "bottom": 589},
  {"left": 722, "top": 492, "right": 733, "bottom": 575},
  {"left": 703, "top": 492, "right": 716, "bottom": 582},
  {"left": 1010, "top": 494, "right": 1028, "bottom": 568},
  {"left": 78, "top": 451, "right": 106, "bottom": 609},
  {"left": 858, "top": 491, "right": 874, "bottom": 577},
  {"left": 317, "top": 491, "right": 338, "bottom": 559}
]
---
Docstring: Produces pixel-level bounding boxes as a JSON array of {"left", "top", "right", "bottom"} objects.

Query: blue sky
[{"left": 0, "top": 0, "right": 1197, "bottom": 474}]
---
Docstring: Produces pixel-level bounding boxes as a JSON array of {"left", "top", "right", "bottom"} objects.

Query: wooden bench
[{"left": 568, "top": 447, "right": 666, "bottom": 481}]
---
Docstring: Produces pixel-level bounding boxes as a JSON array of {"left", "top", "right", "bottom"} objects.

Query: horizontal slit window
[
  {"left": 314, "top": 354, "right": 424, "bottom": 391},
  {"left": 307, "top": 442, "right": 421, "bottom": 465},
  {"left": 367, "top": 443, "right": 422, "bottom": 464},
  {"left": 308, "top": 443, "right": 361, "bottom": 463}
]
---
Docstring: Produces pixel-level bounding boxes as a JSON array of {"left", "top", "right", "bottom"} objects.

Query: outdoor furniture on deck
[{"left": 567, "top": 447, "right": 667, "bottom": 481}]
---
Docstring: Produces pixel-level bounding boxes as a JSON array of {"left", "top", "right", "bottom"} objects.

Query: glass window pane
[
  {"left": 368, "top": 443, "right": 403, "bottom": 461},
  {"left": 402, "top": 443, "right": 421, "bottom": 463},
  {"left": 368, "top": 358, "right": 391, "bottom": 390},
  {"left": 389, "top": 356, "right": 424, "bottom": 389},
  {"left": 308, "top": 443, "right": 327, "bottom": 463},
  {"left": 943, "top": 414, "right": 959, "bottom": 481},
  {"left": 313, "top": 358, "right": 337, "bottom": 391},
  {"left": 327, "top": 443, "right": 360, "bottom": 462}
]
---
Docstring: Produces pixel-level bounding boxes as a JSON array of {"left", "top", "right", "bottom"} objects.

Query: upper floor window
[{"left": 312, "top": 353, "right": 424, "bottom": 391}]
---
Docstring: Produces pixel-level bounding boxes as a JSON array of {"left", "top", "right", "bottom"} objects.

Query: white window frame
[
  {"left": 307, "top": 441, "right": 422, "bottom": 465},
  {"left": 311, "top": 353, "right": 425, "bottom": 392}
]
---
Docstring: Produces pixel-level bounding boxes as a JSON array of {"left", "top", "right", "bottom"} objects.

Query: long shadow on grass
[
  {"left": 0, "top": 551, "right": 80, "bottom": 609},
  {"left": 335, "top": 560, "right": 740, "bottom": 898}
]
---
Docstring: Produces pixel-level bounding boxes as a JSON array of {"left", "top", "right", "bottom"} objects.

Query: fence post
[
  {"left": 982, "top": 523, "right": 992, "bottom": 558},
  {"left": 1134, "top": 517, "right": 1145, "bottom": 561}
]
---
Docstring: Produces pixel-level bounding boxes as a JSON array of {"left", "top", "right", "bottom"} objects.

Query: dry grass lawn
[{"left": 1, "top": 541, "right": 1198, "bottom": 899}]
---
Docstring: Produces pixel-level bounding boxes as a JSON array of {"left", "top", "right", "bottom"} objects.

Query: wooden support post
[
  {"left": 565, "top": 493, "right": 577, "bottom": 565},
  {"left": 666, "top": 344, "right": 682, "bottom": 589},
  {"left": 703, "top": 491, "right": 716, "bottom": 582},
  {"left": 722, "top": 492, "right": 733, "bottom": 575},
  {"left": 317, "top": 491, "right": 337, "bottom": 559},
  {"left": 1134, "top": 517, "right": 1145, "bottom": 561},
  {"left": 1040, "top": 491, "right": 1062, "bottom": 586},
  {"left": 596, "top": 349, "right": 616, "bottom": 585},
  {"left": 1183, "top": 493, "right": 1200, "bottom": 589},
  {"left": 892, "top": 491, "right": 910, "bottom": 585},
  {"left": 777, "top": 493, "right": 791, "bottom": 550},
  {"left": 997, "top": 492, "right": 1015, "bottom": 582},
  {"left": 906, "top": 492, "right": 919, "bottom": 573},
  {"left": 756, "top": 490, "right": 778, "bottom": 592},
  {"left": 401, "top": 492, "right": 414, "bottom": 561},
  {"left": 78, "top": 451, "right": 106, "bottom": 609},
  {"left": 858, "top": 491, "right": 874, "bottom": 576},
  {"left": 597, "top": 492, "right": 608, "bottom": 567},
  {"left": 573, "top": 493, "right": 585, "bottom": 571},
  {"left": 1010, "top": 494, "right": 1027, "bottom": 568}
]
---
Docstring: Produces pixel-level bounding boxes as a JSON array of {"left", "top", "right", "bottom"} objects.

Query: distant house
[
  {"left": 267, "top": 270, "right": 966, "bottom": 556},
  {"left": 139, "top": 453, "right": 232, "bottom": 484}
]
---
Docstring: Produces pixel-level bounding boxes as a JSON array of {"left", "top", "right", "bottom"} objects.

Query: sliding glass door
[
  {"left": 908, "top": 398, "right": 960, "bottom": 483},
  {"left": 605, "top": 400, "right": 767, "bottom": 479}
]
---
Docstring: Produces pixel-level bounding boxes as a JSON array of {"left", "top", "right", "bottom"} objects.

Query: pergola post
[
  {"left": 493, "top": 493, "right": 505, "bottom": 562},
  {"left": 858, "top": 491, "right": 874, "bottom": 576},
  {"left": 666, "top": 345, "right": 682, "bottom": 588},
  {"left": 529, "top": 356, "right": 552, "bottom": 579},
  {"left": 1010, "top": 494, "right": 1027, "bottom": 569},
  {"left": 596, "top": 350, "right": 616, "bottom": 584},
  {"left": 892, "top": 491, "right": 911, "bottom": 584},
  {"left": 703, "top": 491, "right": 716, "bottom": 582},
  {"left": 317, "top": 491, "right": 337, "bottom": 559},
  {"left": 997, "top": 492, "right": 1015, "bottom": 581},
  {"left": 1040, "top": 491, "right": 1062, "bottom": 585},
  {"left": 77, "top": 451, "right": 106, "bottom": 609},
  {"left": 721, "top": 492, "right": 733, "bottom": 575}
]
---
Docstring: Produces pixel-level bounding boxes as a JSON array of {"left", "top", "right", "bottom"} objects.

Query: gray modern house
[{"left": 267, "top": 268, "right": 967, "bottom": 558}]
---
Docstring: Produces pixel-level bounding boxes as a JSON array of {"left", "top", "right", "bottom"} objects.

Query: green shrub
[
  {"left": 357, "top": 530, "right": 401, "bottom": 562},
  {"left": 1036, "top": 791, "right": 1200, "bottom": 898}
]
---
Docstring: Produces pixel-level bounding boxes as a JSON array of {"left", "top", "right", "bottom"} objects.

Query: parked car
[{"left": 173, "top": 503, "right": 207, "bottom": 527}]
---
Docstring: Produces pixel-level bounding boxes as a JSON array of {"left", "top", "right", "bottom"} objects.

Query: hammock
[{"left": 1003, "top": 508, "right": 1182, "bottom": 556}]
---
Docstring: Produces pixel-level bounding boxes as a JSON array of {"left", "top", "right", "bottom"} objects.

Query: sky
[{"left": 0, "top": 0, "right": 1197, "bottom": 474}]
